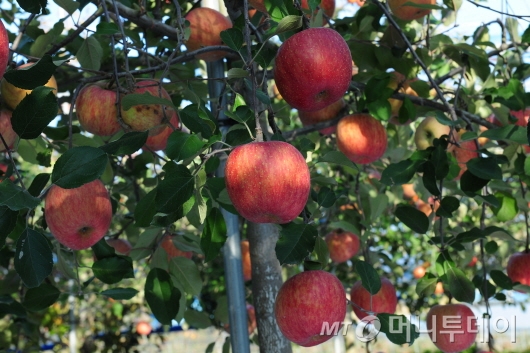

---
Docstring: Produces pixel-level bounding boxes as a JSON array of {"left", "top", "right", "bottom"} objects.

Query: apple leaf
[
  {"left": 76, "top": 35, "right": 103, "bottom": 71},
  {"left": 144, "top": 268, "right": 181, "bottom": 325},
  {"left": 179, "top": 104, "right": 217, "bottom": 139},
  {"left": 3, "top": 55, "right": 57, "bottom": 89},
  {"left": 0, "top": 206, "right": 18, "bottom": 248},
  {"left": 472, "top": 275, "right": 496, "bottom": 299},
  {"left": 402, "top": 1, "right": 444, "bottom": 10},
  {"left": 100, "top": 288, "right": 139, "bottom": 300},
  {"left": 92, "top": 256, "right": 135, "bottom": 284},
  {"left": 460, "top": 170, "right": 489, "bottom": 196},
  {"left": 416, "top": 273, "right": 438, "bottom": 296},
  {"left": 491, "top": 192, "right": 518, "bottom": 222},
  {"left": 155, "top": 162, "right": 195, "bottom": 214},
  {"left": 27, "top": 173, "right": 50, "bottom": 197},
  {"left": 328, "top": 220, "right": 360, "bottom": 235},
  {"left": 200, "top": 208, "right": 227, "bottom": 262},
  {"left": 276, "top": 223, "right": 317, "bottom": 265},
  {"left": 51, "top": 146, "right": 108, "bottom": 189},
  {"left": 490, "top": 270, "right": 513, "bottom": 290},
  {"left": 435, "top": 196, "right": 460, "bottom": 218},
  {"left": 380, "top": 159, "right": 422, "bottom": 186},
  {"left": 91, "top": 238, "right": 117, "bottom": 260},
  {"left": 165, "top": 131, "right": 205, "bottom": 162},
  {"left": 134, "top": 189, "right": 158, "bottom": 227},
  {"left": 99, "top": 131, "right": 148, "bottom": 155},
  {"left": 316, "top": 186, "right": 336, "bottom": 208},
  {"left": 169, "top": 257, "right": 203, "bottom": 297},
  {"left": 0, "top": 300, "right": 27, "bottom": 318},
  {"left": 184, "top": 309, "right": 212, "bottom": 329},
  {"left": 313, "top": 236, "right": 330, "bottom": 266},
  {"left": 23, "top": 283, "right": 60, "bottom": 311},
  {"left": 11, "top": 86, "right": 58, "bottom": 139},
  {"left": 485, "top": 240, "right": 499, "bottom": 254},
  {"left": 355, "top": 260, "right": 381, "bottom": 295},
  {"left": 0, "top": 179, "right": 41, "bottom": 211},
  {"left": 15, "top": 0, "right": 46, "bottom": 14},
  {"left": 220, "top": 28, "right": 244, "bottom": 52},
  {"left": 444, "top": 263, "right": 475, "bottom": 303},
  {"left": 479, "top": 124, "right": 527, "bottom": 144},
  {"left": 421, "top": 161, "right": 440, "bottom": 196},
  {"left": 319, "top": 151, "right": 357, "bottom": 170},
  {"left": 394, "top": 204, "right": 429, "bottom": 234},
  {"left": 377, "top": 313, "right": 420, "bottom": 346},
  {"left": 466, "top": 157, "right": 503, "bottom": 180},
  {"left": 14, "top": 228, "right": 53, "bottom": 288}
]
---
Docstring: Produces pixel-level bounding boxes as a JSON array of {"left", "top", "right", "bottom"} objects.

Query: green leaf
[
  {"left": 220, "top": 28, "right": 244, "bottom": 52},
  {"left": 313, "top": 236, "right": 330, "bottom": 266},
  {"left": 276, "top": 223, "right": 317, "bottom": 265},
  {"left": 460, "top": 170, "right": 489, "bottom": 196},
  {"left": 317, "top": 187, "right": 336, "bottom": 208},
  {"left": 23, "top": 283, "right": 60, "bottom": 311},
  {"left": 226, "top": 68, "right": 249, "bottom": 79},
  {"left": 444, "top": 264, "right": 475, "bottom": 303},
  {"left": 416, "top": 274, "right": 438, "bottom": 296},
  {"left": 100, "top": 288, "right": 139, "bottom": 300},
  {"left": 454, "top": 227, "right": 485, "bottom": 243},
  {"left": 485, "top": 240, "right": 499, "bottom": 254},
  {"left": 27, "top": 173, "right": 50, "bottom": 197},
  {"left": 355, "top": 260, "right": 381, "bottom": 295},
  {"left": 179, "top": 104, "right": 216, "bottom": 139},
  {"left": 274, "top": 15, "right": 303, "bottom": 35},
  {"left": 95, "top": 22, "right": 120, "bottom": 36},
  {"left": 381, "top": 159, "right": 422, "bottom": 186},
  {"left": 319, "top": 151, "right": 357, "bottom": 170},
  {"left": 92, "top": 256, "right": 134, "bottom": 284},
  {"left": 377, "top": 313, "right": 420, "bottom": 346},
  {"left": 53, "top": 0, "right": 79, "bottom": 14},
  {"left": 99, "top": 131, "right": 148, "bottom": 155},
  {"left": 466, "top": 157, "right": 503, "bottom": 180},
  {"left": 394, "top": 204, "right": 429, "bottom": 234},
  {"left": 155, "top": 163, "right": 195, "bottom": 214},
  {"left": 200, "top": 208, "right": 227, "bottom": 262},
  {"left": 16, "top": 0, "right": 47, "bottom": 13},
  {"left": 0, "top": 206, "right": 18, "bottom": 248},
  {"left": 184, "top": 309, "right": 211, "bottom": 329},
  {"left": 165, "top": 131, "right": 205, "bottom": 162},
  {"left": 134, "top": 189, "right": 158, "bottom": 227},
  {"left": 435, "top": 196, "right": 460, "bottom": 218},
  {"left": 14, "top": 229, "right": 53, "bottom": 288},
  {"left": 3, "top": 55, "right": 58, "bottom": 89},
  {"left": 91, "top": 238, "right": 116, "bottom": 260},
  {"left": 328, "top": 221, "right": 360, "bottom": 235},
  {"left": 422, "top": 161, "right": 440, "bottom": 196},
  {"left": 0, "top": 180, "right": 41, "bottom": 211},
  {"left": 480, "top": 125, "right": 527, "bottom": 144},
  {"left": 121, "top": 92, "right": 177, "bottom": 112},
  {"left": 491, "top": 192, "right": 518, "bottom": 222},
  {"left": 76, "top": 36, "right": 103, "bottom": 71},
  {"left": 11, "top": 86, "right": 58, "bottom": 139},
  {"left": 145, "top": 268, "right": 181, "bottom": 325},
  {"left": 490, "top": 270, "right": 513, "bottom": 290},
  {"left": 169, "top": 257, "right": 203, "bottom": 296},
  {"left": 51, "top": 146, "right": 108, "bottom": 188}
]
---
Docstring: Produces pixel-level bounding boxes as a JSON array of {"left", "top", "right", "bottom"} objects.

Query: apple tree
[{"left": 0, "top": 0, "right": 530, "bottom": 352}]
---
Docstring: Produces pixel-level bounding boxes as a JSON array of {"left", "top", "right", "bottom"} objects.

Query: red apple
[
  {"left": 0, "top": 20, "right": 9, "bottom": 80},
  {"left": 241, "top": 240, "right": 252, "bottom": 282},
  {"left": 336, "top": 113, "right": 387, "bottom": 164},
  {"left": 434, "top": 281, "right": 444, "bottom": 295},
  {"left": 0, "top": 109, "right": 17, "bottom": 152},
  {"left": 184, "top": 7, "right": 233, "bottom": 62},
  {"left": 350, "top": 277, "right": 397, "bottom": 320},
  {"left": 224, "top": 303, "right": 257, "bottom": 335},
  {"left": 274, "top": 270, "right": 347, "bottom": 347},
  {"left": 1, "top": 62, "right": 58, "bottom": 110},
  {"left": 451, "top": 138, "right": 479, "bottom": 180},
  {"left": 507, "top": 252, "right": 530, "bottom": 290},
  {"left": 45, "top": 180, "right": 112, "bottom": 250},
  {"left": 324, "top": 229, "right": 360, "bottom": 263},
  {"left": 388, "top": 0, "right": 436, "bottom": 21},
  {"left": 248, "top": 0, "right": 268, "bottom": 13},
  {"left": 135, "top": 321, "right": 152, "bottom": 335},
  {"left": 75, "top": 81, "right": 122, "bottom": 136},
  {"left": 225, "top": 141, "right": 310, "bottom": 224},
  {"left": 106, "top": 238, "right": 132, "bottom": 256},
  {"left": 160, "top": 233, "right": 193, "bottom": 261},
  {"left": 426, "top": 304, "right": 477, "bottom": 353},
  {"left": 298, "top": 98, "right": 345, "bottom": 135},
  {"left": 274, "top": 27, "right": 352, "bottom": 112},
  {"left": 467, "top": 256, "right": 478, "bottom": 267},
  {"left": 143, "top": 111, "right": 179, "bottom": 151},
  {"left": 402, "top": 183, "right": 419, "bottom": 203}
]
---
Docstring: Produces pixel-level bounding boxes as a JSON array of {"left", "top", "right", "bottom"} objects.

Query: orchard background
[{"left": 1, "top": 0, "right": 530, "bottom": 352}]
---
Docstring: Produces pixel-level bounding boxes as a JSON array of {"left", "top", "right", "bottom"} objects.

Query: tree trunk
[{"left": 247, "top": 223, "right": 292, "bottom": 353}]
